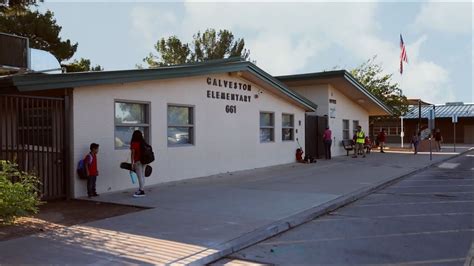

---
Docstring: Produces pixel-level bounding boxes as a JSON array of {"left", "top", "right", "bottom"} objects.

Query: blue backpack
[{"left": 76, "top": 154, "right": 90, "bottom": 180}]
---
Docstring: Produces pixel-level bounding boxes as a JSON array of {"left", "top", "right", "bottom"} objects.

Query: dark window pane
[
  {"left": 282, "top": 128, "right": 294, "bottom": 141},
  {"left": 260, "top": 113, "right": 273, "bottom": 127},
  {"left": 168, "top": 106, "right": 192, "bottom": 125},
  {"left": 168, "top": 127, "right": 192, "bottom": 145},
  {"left": 260, "top": 128, "right": 274, "bottom": 142},
  {"left": 115, "top": 126, "right": 147, "bottom": 148},
  {"left": 115, "top": 102, "right": 146, "bottom": 124}
]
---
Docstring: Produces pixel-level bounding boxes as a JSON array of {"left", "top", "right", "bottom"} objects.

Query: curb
[{"left": 197, "top": 149, "right": 473, "bottom": 265}]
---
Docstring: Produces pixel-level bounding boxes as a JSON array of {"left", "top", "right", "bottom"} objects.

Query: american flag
[{"left": 400, "top": 34, "right": 408, "bottom": 74}]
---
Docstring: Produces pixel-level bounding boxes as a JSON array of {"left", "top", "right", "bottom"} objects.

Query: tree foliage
[
  {"left": 351, "top": 56, "right": 409, "bottom": 118},
  {"left": 0, "top": 160, "right": 42, "bottom": 224},
  {"left": 0, "top": 3, "right": 78, "bottom": 62},
  {"left": 143, "top": 29, "right": 250, "bottom": 67},
  {"left": 1, "top": 0, "right": 102, "bottom": 72},
  {"left": 63, "top": 58, "right": 103, "bottom": 73},
  {"left": 144, "top": 36, "right": 190, "bottom": 68}
]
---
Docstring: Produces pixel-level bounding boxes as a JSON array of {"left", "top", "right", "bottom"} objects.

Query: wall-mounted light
[{"left": 357, "top": 98, "right": 365, "bottom": 104}]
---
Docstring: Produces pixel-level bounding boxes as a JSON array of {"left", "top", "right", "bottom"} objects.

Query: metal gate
[
  {"left": 0, "top": 95, "right": 66, "bottom": 200},
  {"left": 305, "top": 114, "right": 328, "bottom": 159}
]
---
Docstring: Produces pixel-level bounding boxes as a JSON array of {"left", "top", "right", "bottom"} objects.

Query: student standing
[
  {"left": 322, "top": 127, "right": 332, "bottom": 159},
  {"left": 130, "top": 130, "right": 146, "bottom": 197},
  {"left": 378, "top": 128, "right": 386, "bottom": 153},
  {"left": 85, "top": 143, "right": 99, "bottom": 198}
]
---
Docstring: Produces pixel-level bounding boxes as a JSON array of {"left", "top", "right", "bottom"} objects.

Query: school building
[{"left": 0, "top": 57, "right": 391, "bottom": 199}]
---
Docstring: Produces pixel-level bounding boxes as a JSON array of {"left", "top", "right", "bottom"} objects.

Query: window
[
  {"left": 282, "top": 114, "right": 294, "bottom": 141},
  {"left": 115, "top": 101, "right": 150, "bottom": 149},
  {"left": 168, "top": 105, "right": 194, "bottom": 146},
  {"left": 388, "top": 127, "right": 398, "bottom": 136},
  {"left": 352, "top": 120, "right": 359, "bottom": 136},
  {"left": 260, "top": 112, "right": 274, "bottom": 142},
  {"left": 343, "top": 119, "right": 350, "bottom": 140}
]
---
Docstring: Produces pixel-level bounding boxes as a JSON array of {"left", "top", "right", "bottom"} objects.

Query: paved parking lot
[{"left": 223, "top": 151, "right": 474, "bottom": 265}]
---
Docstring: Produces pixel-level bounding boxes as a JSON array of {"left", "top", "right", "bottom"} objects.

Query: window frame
[
  {"left": 114, "top": 99, "right": 151, "bottom": 150},
  {"left": 167, "top": 103, "right": 195, "bottom": 147},
  {"left": 259, "top": 111, "right": 275, "bottom": 143},
  {"left": 342, "top": 119, "right": 350, "bottom": 140},
  {"left": 281, "top": 113, "right": 295, "bottom": 141}
]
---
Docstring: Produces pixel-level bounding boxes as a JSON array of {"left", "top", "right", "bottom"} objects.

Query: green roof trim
[
  {"left": 276, "top": 70, "right": 393, "bottom": 115},
  {"left": 0, "top": 58, "right": 317, "bottom": 111}
]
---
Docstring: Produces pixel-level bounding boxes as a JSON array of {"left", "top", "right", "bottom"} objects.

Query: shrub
[{"left": 0, "top": 160, "right": 42, "bottom": 224}]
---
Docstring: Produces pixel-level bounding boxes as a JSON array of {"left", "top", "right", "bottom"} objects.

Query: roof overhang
[
  {"left": 0, "top": 58, "right": 317, "bottom": 111},
  {"left": 276, "top": 70, "right": 392, "bottom": 116}
]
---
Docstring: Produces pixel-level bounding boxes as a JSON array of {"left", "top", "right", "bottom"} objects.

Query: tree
[
  {"left": 0, "top": 2, "right": 78, "bottom": 62},
  {"left": 143, "top": 36, "right": 190, "bottom": 68},
  {"left": 143, "top": 29, "right": 250, "bottom": 67},
  {"left": 351, "top": 56, "right": 409, "bottom": 118},
  {"left": 1, "top": 0, "right": 102, "bottom": 72},
  {"left": 63, "top": 58, "right": 103, "bottom": 73},
  {"left": 192, "top": 29, "right": 249, "bottom": 62}
]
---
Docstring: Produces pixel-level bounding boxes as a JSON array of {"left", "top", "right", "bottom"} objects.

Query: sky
[{"left": 37, "top": 0, "right": 473, "bottom": 105}]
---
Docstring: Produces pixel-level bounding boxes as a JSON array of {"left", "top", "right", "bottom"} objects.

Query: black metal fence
[{"left": 0, "top": 95, "right": 66, "bottom": 200}]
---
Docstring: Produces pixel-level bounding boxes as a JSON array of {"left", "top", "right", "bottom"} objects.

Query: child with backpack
[
  {"left": 130, "top": 130, "right": 154, "bottom": 197},
  {"left": 85, "top": 143, "right": 99, "bottom": 197}
]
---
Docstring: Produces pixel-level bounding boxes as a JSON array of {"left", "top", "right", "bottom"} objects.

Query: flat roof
[{"left": 0, "top": 57, "right": 317, "bottom": 111}]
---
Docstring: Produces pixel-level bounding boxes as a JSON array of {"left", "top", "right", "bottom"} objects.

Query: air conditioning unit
[
  {"left": 0, "top": 32, "right": 29, "bottom": 71},
  {"left": 0, "top": 32, "right": 62, "bottom": 74}
]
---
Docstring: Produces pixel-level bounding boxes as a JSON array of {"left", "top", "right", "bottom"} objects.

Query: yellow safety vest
[{"left": 356, "top": 131, "right": 365, "bottom": 144}]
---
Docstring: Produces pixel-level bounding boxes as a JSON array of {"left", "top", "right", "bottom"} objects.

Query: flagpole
[
  {"left": 399, "top": 33, "right": 408, "bottom": 148},
  {"left": 399, "top": 76, "right": 404, "bottom": 148}
]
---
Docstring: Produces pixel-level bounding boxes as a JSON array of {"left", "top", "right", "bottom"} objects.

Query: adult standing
[
  {"left": 130, "top": 130, "right": 146, "bottom": 197},
  {"left": 353, "top": 126, "right": 366, "bottom": 158},
  {"left": 434, "top": 128, "right": 443, "bottom": 151},
  {"left": 322, "top": 127, "right": 332, "bottom": 159},
  {"left": 378, "top": 128, "right": 386, "bottom": 153},
  {"left": 412, "top": 132, "right": 420, "bottom": 155}
]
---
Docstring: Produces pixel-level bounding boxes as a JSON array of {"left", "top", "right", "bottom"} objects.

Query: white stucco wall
[
  {"left": 327, "top": 85, "right": 368, "bottom": 156},
  {"left": 291, "top": 84, "right": 329, "bottom": 116},
  {"left": 72, "top": 74, "right": 306, "bottom": 197},
  {"left": 289, "top": 84, "right": 369, "bottom": 157}
]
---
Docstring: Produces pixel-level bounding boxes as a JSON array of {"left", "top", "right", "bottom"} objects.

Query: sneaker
[
  {"left": 92, "top": 193, "right": 99, "bottom": 197},
  {"left": 133, "top": 190, "right": 146, "bottom": 198}
]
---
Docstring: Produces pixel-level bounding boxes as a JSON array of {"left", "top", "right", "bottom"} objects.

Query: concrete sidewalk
[{"left": 0, "top": 147, "right": 471, "bottom": 265}]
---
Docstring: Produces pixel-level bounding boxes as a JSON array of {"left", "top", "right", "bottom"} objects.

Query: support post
[
  {"left": 454, "top": 123, "right": 456, "bottom": 152},
  {"left": 400, "top": 116, "right": 404, "bottom": 148},
  {"left": 418, "top": 99, "right": 421, "bottom": 133}
]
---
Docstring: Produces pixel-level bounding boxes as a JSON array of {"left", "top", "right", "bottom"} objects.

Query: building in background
[{"left": 372, "top": 100, "right": 474, "bottom": 146}]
